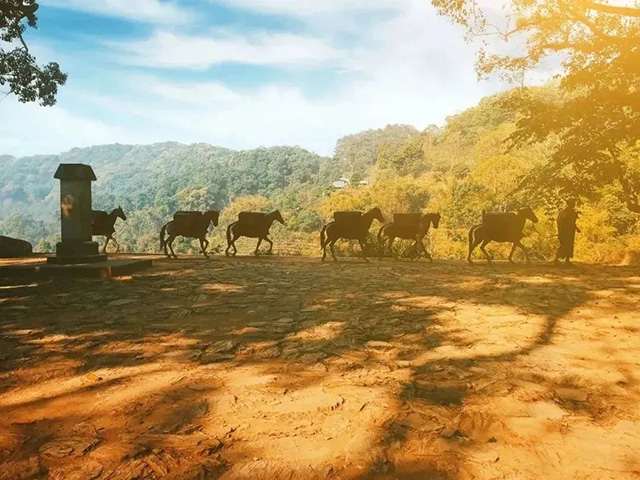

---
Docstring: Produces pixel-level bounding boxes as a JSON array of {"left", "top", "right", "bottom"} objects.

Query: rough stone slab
[
  {"left": 0, "top": 258, "right": 153, "bottom": 279},
  {"left": 0, "top": 235, "right": 32, "bottom": 258},
  {"left": 47, "top": 252, "right": 107, "bottom": 265}
]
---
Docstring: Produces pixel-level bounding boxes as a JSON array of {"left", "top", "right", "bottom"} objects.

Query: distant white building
[{"left": 332, "top": 177, "right": 351, "bottom": 189}]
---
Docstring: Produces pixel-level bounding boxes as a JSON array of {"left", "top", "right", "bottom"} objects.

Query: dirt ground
[{"left": 1, "top": 255, "right": 640, "bottom": 479}]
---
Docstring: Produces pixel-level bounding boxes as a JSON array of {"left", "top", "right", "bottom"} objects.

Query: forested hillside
[{"left": 1, "top": 84, "right": 638, "bottom": 261}]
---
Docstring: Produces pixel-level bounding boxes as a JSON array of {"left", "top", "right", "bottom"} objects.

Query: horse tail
[
  {"left": 226, "top": 222, "right": 236, "bottom": 248},
  {"left": 468, "top": 225, "right": 475, "bottom": 250},
  {"left": 320, "top": 224, "right": 327, "bottom": 250},
  {"left": 468, "top": 224, "right": 481, "bottom": 261},
  {"left": 160, "top": 223, "right": 168, "bottom": 251},
  {"left": 377, "top": 223, "right": 390, "bottom": 244}
]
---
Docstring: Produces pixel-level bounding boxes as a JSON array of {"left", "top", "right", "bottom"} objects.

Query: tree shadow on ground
[{"left": 1, "top": 258, "right": 640, "bottom": 478}]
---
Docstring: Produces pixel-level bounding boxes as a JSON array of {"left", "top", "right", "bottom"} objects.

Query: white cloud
[
  {"left": 0, "top": 98, "right": 138, "bottom": 156},
  {"left": 113, "top": 31, "right": 344, "bottom": 69},
  {"left": 40, "top": 0, "right": 192, "bottom": 24},
  {"left": 211, "top": 0, "right": 404, "bottom": 16},
  {"left": 4, "top": 0, "right": 520, "bottom": 158}
]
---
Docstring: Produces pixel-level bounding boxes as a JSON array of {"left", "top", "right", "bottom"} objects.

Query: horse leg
[
  {"left": 418, "top": 237, "right": 432, "bottom": 262},
  {"left": 329, "top": 239, "right": 338, "bottom": 262},
  {"left": 225, "top": 239, "right": 233, "bottom": 256},
  {"left": 102, "top": 236, "right": 108, "bottom": 254},
  {"left": 468, "top": 229, "right": 481, "bottom": 264},
  {"left": 232, "top": 234, "right": 239, "bottom": 256},
  {"left": 168, "top": 235, "right": 178, "bottom": 259},
  {"left": 254, "top": 238, "right": 263, "bottom": 255},
  {"left": 388, "top": 237, "right": 397, "bottom": 259},
  {"left": 226, "top": 234, "right": 238, "bottom": 257},
  {"left": 479, "top": 240, "right": 492, "bottom": 264},
  {"left": 163, "top": 234, "right": 171, "bottom": 257},
  {"left": 508, "top": 242, "right": 518, "bottom": 263},
  {"left": 516, "top": 240, "right": 531, "bottom": 265},
  {"left": 359, "top": 239, "right": 369, "bottom": 263},
  {"left": 381, "top": 237, "right": 389, "bottom": 258},
  {"left": 322, "top": 234, "right": 328, "bottom": 262},
  {"left": 200, "top": 237, "right": 209, "bottom": 258},
  {"left": 468, "top": 238, "right": 481, "bottom": 264},
  {"left": 264, "top": 236, "right": 274, "bottom": 255},
  {"left": 111, "top": 236, "right": 120, "bottom": 253}
]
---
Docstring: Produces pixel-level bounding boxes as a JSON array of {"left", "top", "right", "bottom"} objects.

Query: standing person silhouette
[{"left": 554, "top": 198, "right": 581, "bottom": 266}]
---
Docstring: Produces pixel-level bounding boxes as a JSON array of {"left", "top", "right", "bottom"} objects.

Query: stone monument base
[
  {"left": 48, "top": 240, "right": 106, "bottom": 264},
  {"left": 47, "top": 254, "right": 108, "bottom": 265},
  {"left": 1, "top": 257, "right": 154, "bottom": 279}
]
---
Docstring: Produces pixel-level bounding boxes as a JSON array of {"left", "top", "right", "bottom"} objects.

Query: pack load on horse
[
  {"left": 91, "top": 206, "right": 127, "bottom": 253},
  {"left": 333, "top": 211, "right": 363, "bottom": 236},
  {"left": 321, "top": 207, "right": 384, "bottom": 262},
  {"left": 160, "top": 210, "right": 219, "bottom": 258},
  {"left": 468, "top": 207, "right": 538, "bottom": 264},
  {"left": 394, "top": 213, "right": 421, "bottom": 227},
  {"left": 225, "top": 210, "right": 285, "bottom": 256},
  {"left": 378, "top": 213, "right": 441, "bottom": 260},
  {"left": 173, "top": 211, "right": 204, "bottom": 235}
]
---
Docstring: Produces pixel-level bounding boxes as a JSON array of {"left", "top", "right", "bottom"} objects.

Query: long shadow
[{"left": 1, "top": 259, "right": 639, "bottom": 478}]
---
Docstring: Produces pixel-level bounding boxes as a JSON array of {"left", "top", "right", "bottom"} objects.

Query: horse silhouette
[
  {"left": 225, "top": 210, "right": 285, "bottom": 256},
  {"left": 92, "top": 206, "right": 127, "bottom": 253},
  {"left": 468, "top": 207, "right": 538, "bottom": 264},
  {"left": 160, "top": 210, "right": 220, "bottom": 258},
  {"left": 378, "top": 213, "right": 441, "bottom": 260},
  {"left": 321, "top": 208, "right": 384, "bottom": 262}
]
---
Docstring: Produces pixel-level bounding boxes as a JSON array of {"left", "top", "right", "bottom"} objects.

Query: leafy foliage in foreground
[{"left": 1, "top": 0, "right": 67, "bottom": 105}]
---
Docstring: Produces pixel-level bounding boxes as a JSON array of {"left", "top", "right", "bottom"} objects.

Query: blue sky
[{"left": 1, "top": 0, "right": 516, "bottom": 157}]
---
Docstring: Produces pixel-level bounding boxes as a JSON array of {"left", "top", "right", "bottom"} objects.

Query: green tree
[
  {"left": 1, "top": 1, "right": 67, "bottom": 105},
  {"left": 334, "top": 124, "right": 419, "bottom": 178},
  {"left": 0, "top": 213, "right": 48, "bottom": 244}
]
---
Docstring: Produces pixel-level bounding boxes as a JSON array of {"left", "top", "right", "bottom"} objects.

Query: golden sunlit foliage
[{"left": 432, "top": 0, "right": 640, "bottom": 212}]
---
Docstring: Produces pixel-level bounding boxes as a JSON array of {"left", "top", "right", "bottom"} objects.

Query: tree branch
[
  {"left": 17, "top": 29, "right": 29, "bottom": 52},
  {"left": 579, "top": 1, "right": 640, "bottom": 18},
  {"left": 557, "top": 0, "right": 621, "bottom": 42}
]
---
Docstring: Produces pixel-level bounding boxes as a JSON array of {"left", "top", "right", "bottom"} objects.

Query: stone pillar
[{"left": 47, "top": 164, "right": 107, "bottom": 264}]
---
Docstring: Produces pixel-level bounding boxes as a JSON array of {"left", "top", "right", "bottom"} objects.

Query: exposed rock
[
  {"left": 555, "top": 387, "right": 589, "bottom": 403},
  {"left": 39, "top": 436, "right": 100, "bottom": 458},
  {"left": 0, "top": 236, "right": 32, "bottom": 258}
]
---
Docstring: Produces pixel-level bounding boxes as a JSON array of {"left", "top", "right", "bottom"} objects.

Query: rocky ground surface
[{"left": 1, "top": 255, "right": 640, "bottom": 479}]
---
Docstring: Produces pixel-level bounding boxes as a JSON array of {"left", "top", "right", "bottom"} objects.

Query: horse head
[
  {"left": 520, "top": 206, "right": 539, "bottom": 224},
  {"left": 271, "top": 210, "right": 285, "bottom": 225},
  {"left": 368, "top": 207, "right": 384, "bottom": 224},
  {"left": 205, "top": 210, "right": 220, "bottom": 227},
  {"left": 116, "top": 206, "right": 127, "bottom": 221},
  {"left": 429, "top": 213, "right": 442, "bottom": 229}
]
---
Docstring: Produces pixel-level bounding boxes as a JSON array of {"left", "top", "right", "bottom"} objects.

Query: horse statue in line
[
  {"left": 225, "top": 210, "right": 285, "bottom": 256},
  {"left": 320, "top": 207, "right": 385, "bottom": 262},
  {"left": 378, "top": 212, "right": 441, "bottom": 261},
  {"left": 92, "top": 206, "right": 127, "bottom": 253},
  {"left": 468, "top": 206, "right": 538, "bottom": 264},
  {"left": 160, "top": 210, "right": 220, "bottom": 258}
]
